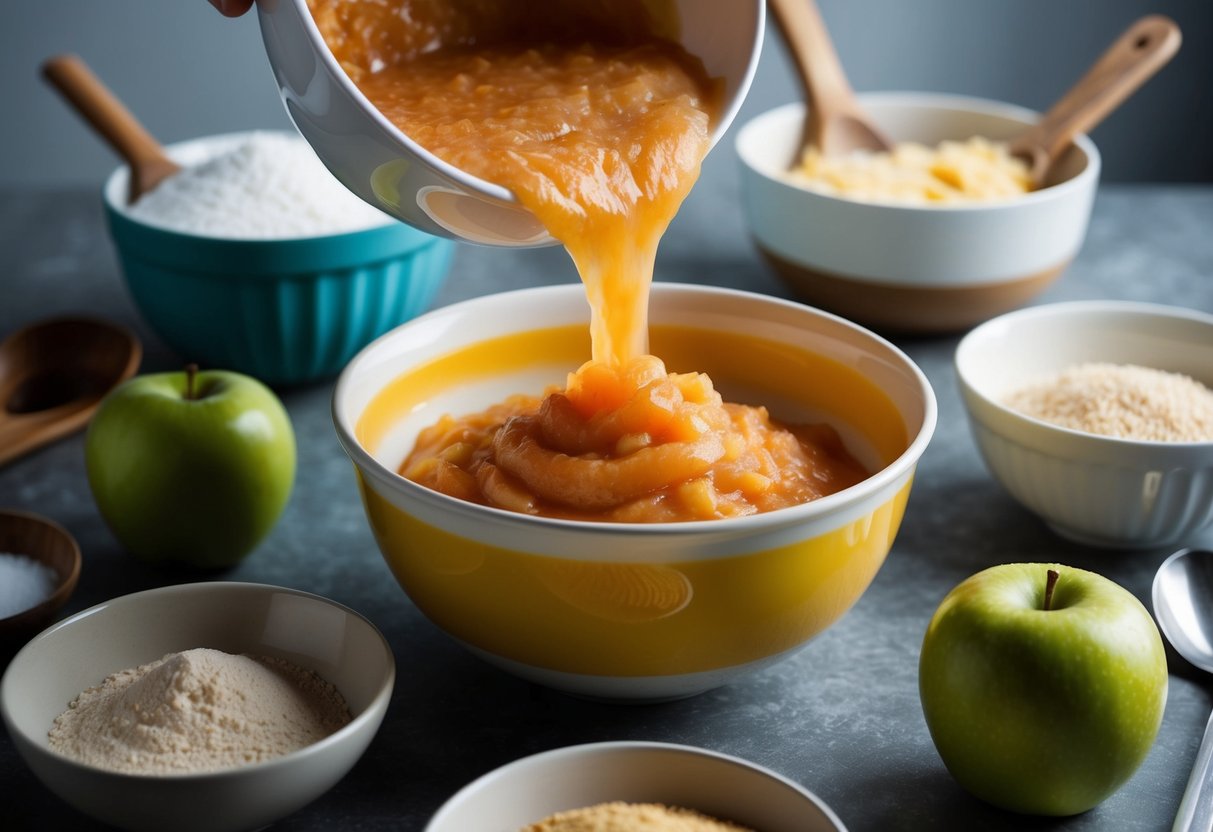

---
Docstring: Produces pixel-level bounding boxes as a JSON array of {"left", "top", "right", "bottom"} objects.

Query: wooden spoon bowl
[
  {"left": 768, "top": 0, "right": 891, "bottom": 165},
  {"left": 1009, "top": 15, "right": 1181, "bottom": 188},
  {"left": 0, "top": 509, "right": 82, "bottom": 640},
  {"left": 0, "top": 318, "right": 141, "bottom": 469}
]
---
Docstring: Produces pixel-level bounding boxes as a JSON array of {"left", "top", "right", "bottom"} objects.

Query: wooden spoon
[
  {"left": 0, "top": 318, "right": 141, "bottom": 469},
  {"left": 1009, "top": 15, "right": 1181, "bottom": 188},
  {"left": 768, "top": 0, "right": 891, "bottom": 166},
  {"left": 41, "top": 54, "right": 181, "bottom": 204}
]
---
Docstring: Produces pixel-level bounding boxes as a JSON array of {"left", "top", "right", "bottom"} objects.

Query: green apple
[
  {"left": 919, "top": 563, "right": 1167, "bottom": 816},
  {"left": 85, "top": 365, "right": 296, "bottom": 568}
]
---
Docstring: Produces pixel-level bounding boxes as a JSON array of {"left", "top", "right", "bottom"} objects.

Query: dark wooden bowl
[{"left": 0, "top": 509, "right": 82, "bottom": 639}]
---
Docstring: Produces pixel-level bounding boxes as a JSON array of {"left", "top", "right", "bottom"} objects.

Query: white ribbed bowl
[{"left": 956, "top": 301, "right": 1213, "bottom": 549}]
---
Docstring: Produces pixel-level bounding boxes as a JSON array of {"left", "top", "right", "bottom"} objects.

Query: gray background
[{"left": 6, "top": 0, "right": 1211, "bottom": 187}]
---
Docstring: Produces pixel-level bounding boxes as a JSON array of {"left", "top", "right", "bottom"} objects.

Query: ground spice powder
[
  {"left": 1003, "top": 362, "right": 1213, "bottom": 442},
  {"left": 523, "top": 802, "right": 755, "bottom": 832},
  {"left": 48, "top": 647, "right": 351, "bottom": 774}
]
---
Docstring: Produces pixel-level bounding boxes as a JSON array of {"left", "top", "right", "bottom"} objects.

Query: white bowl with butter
[{"left": 737, "top": 93, "right": 1100, "bottom": 333}]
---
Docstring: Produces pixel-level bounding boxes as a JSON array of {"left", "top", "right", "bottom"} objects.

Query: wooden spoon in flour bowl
[{"left": 42, "top": 54, "right": 181, "bottom": 204}]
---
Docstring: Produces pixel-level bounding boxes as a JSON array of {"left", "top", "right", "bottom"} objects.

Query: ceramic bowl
[
  {"left": 256, "top": 0, "right": 764, "bottom": 246},
  {"left": 334, "top": 283, "right": 936, "bottom": 700},
  {"left": 103, "top": 131, "right": 454, "bottom": 386},
  {"left": 956, "top": 300, "right": 1213, "bottom": 548},
  {"left": 0, "top": 510, "right": 81, "bottom": 641},
  {"left": 425, "top": 741, "right": 847, "bottom": 831},
  {"left": 737, "top": 93, "right": 1100, "bottom": 333},
  {"left": 0, "top": 582, "right": 395, "bottom": 832}
]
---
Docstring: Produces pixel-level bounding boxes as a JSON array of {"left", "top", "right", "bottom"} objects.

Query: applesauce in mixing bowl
[
  {"left": 402, "top": 354, "right": 867, "bottom": 522},
  {"left": 313, "top": 0, "right": 868, "bottom": 521}
]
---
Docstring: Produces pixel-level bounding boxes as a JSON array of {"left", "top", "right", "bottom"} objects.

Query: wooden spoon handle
[
  {"left": 767, "top": 0, "right": 861, "bottom": 124},
  {"left": 41, "top": 55, "right": 179, "bottom": 201},
  {"left": 0, "top": 407, "right": 92, "bottom": 469},
  {"left": 1014, "top": 16, "right": 1181, "bottom": 166},
  {"left": 42, "top": 55, "right": 169, "bottom": 170}
]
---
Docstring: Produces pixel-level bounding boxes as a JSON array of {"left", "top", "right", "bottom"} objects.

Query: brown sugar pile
[
  {"left": 48, "top": 647, "right": 351, "bottom": 775},
  {"left": 523, "top": 802, "right": 755, "bottom": 832},
  {"left": 1003, "top": 362, "right": 1213, "bottom": 442}
]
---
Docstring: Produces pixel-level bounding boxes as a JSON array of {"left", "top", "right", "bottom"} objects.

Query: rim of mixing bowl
[{"left": 332, "top": 282, "right": 938, "bottom": 538}]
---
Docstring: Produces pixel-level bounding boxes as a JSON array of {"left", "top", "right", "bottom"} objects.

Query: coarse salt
[
  {"left": 0, "top": 552, "right": 59, "bottom": 618},
  {"left": 1003, "top": 362, "right": 1213, "bottom": 442},
  {"left": 127, "top": 132, "right": 393, "bottom": 239}
]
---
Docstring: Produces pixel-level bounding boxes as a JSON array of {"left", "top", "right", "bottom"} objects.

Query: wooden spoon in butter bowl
[
  {"left": 768, "top": 0, "right": 891, "bottom": 167},
  {"left": 1009, "top": 15, "right": 1181, "bottom": 189},
  {"left": 41, "top": 54, "right": 181, "bottom": 204}
]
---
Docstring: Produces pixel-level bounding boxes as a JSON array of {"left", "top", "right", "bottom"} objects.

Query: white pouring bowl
[{"left": 256, "top": 0, "right": 764, "bottom": 247}]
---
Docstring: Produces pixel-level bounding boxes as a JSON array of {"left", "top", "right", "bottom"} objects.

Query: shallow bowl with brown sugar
[
  {"left": 956, "top": 300, "right": 1213, "bottom": 548},
  {"left": 425, "top": 741, "right": 846, "bottom": 832},
  {"left": 736, "top": 93, "right": 1101, "bottom": 334},
  {"left": 334, "top": 283, "right": 936, "bottom": 701}
]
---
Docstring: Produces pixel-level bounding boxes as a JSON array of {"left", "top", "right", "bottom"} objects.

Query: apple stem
[
  {"left": 1044, "top": 568, "right": 1060, "bottom": 611},
  {"left": 185, "top": 363, "right": 199, "bottom": 401}
]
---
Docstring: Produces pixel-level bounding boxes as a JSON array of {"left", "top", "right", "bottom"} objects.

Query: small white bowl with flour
[
  {"left": 956, "top": 300, "right": 1213, "bottom": 548},
  {"left": 103, "top": 131, "right": 456, "bottom": 385},
  {"left": 0, "top": 582, "right": 395, "bottom": 832}
]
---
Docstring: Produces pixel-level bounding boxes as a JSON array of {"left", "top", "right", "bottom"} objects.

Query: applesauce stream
[{"left": 315, "top": 0, "right": 867, "bottom": 521}]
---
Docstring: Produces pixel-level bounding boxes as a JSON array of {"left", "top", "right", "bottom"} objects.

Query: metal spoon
[
  {"left": 767, "top": 0, "right": 891, "bottom": 166},
  {"left": 1152, "top": 548, "right": 1213, "bottom": 831}
]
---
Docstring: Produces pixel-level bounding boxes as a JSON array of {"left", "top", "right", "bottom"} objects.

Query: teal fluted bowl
[{"left": 102, "top": 133, "right": 455, "bottom": 386}]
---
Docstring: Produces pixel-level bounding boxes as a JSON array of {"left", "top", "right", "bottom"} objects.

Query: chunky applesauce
[
  {"left": 402, "top": 355, "right": 866, "bottom": 522},
  {"left": 314, "top": 0, "right": 868, "bottom": 521}
]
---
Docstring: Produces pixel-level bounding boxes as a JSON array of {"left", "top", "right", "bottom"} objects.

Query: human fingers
[{"left": 208, "top": 0, "right": 255, "bottom": 17}]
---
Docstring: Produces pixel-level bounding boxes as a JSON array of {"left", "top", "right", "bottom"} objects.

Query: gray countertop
[{"left": 1, "top": 181, "right": 1212, "bottom": 831}]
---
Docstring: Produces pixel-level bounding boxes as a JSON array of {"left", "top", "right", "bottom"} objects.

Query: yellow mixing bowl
[{"left": 334, "top": 284, "right": 936, "bottom": 700}]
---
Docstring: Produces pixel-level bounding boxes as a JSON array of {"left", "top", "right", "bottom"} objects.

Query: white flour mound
[
  {"left": 127, "top": 132, "right": 391, "bottom": 239},
  {"left": 48, "top": 647, "right": 351, "bottom": 774}
]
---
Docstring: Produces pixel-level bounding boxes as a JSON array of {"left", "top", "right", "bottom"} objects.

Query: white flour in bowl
[
  {"left": 127, "top": 132, "right": 392, "bottom": 239},
  {"left": 48, "top": 647, "right": 351, "bottom": 774}
]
